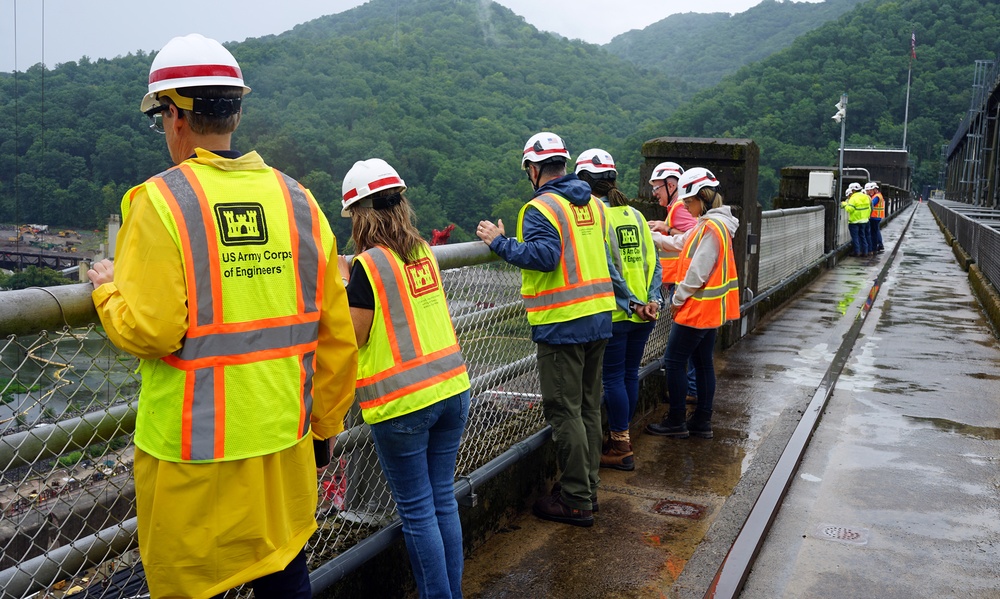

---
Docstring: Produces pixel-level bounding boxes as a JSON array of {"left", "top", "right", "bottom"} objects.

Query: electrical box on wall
[{"left": 808, "top": 171, "right": 835, "bottom": 198}]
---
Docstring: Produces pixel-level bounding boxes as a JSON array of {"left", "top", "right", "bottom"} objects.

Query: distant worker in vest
[
  {"left": 842, "top": 182, "right": 872, "bottom": 257},
  {"left": 646, "top": 167, "right": 740, "bottom": 439},
  {"left": 87, "top": 34, "right": 358, "bottom": 598},
  {"left": 647, "top": 161, "right": 699, "bottom": 404},
  {"left": 476, "top": 132, "right": 615, "bottom": 527},
  {"left": 866, "top": 181, "right": 885, "bottom": 253},
  {"left": 575, "top": 149, "right": 662, "bottom": 472},
  {"left": 339, "top": 159, "right": 471, "bottom": 598}
]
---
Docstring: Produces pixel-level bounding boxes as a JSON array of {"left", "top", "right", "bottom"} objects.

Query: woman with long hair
[
  {"left": 339, "top": 159, "right": 471, "bottom": 599},
  {"left": 645, "top": 167, "right": 740, "bottom": 440},
  {"left": 575, "top": 149, "right": 661, "bottom": 470}
]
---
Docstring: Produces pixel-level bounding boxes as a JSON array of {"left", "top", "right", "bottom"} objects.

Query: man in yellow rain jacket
[{"left": 87, "top": 34, "right": 357, "bottom": 599}]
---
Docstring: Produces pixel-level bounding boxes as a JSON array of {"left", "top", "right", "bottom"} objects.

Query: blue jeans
[
  {"left": 869, "top": 218, "right": 883, "bottom": 251},
  {"left": 370, "top": 390, "right": 471, "bottom": 599},
  {"left": 667, "top": 285, "right": 699, "bottom": 396},
  {"left": 602, "top": 319, "right": 655, "bottom": 432},
  {"left": 848, "top": 222, "right": 869, "bottom": 255},
  {"left": 664, "top": 323, "right": 717, "bottom": 421}
]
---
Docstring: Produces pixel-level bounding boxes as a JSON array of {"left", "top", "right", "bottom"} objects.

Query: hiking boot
[
  {"left": 600, "top": 438, "right": 635, "bottom": 471},
  {"left": 686, "top": 410, "right": 713, "bottom": 439},
  {"left": 645, "top": 418, "right": 689, "bottom": 438},
  {"left": 550, "top": 482, "right": 597, "bottom": 512},
  {"left": 686, "top": 394, "right": 698, "bottom": 405},
  {"left": 532, "top": 493, "right": 593, "bottom": 527}
]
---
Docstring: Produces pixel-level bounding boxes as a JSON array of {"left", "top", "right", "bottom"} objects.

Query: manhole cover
[
  {"left": 652, "top": 499, "right": 707, "bottom": 520},
  {"left": 812, "top": 523, "right": 870, "bottom": 545}
]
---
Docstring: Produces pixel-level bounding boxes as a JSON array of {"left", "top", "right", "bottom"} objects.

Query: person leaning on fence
[
  {"left": 575, "top": 149, "right": 661, "bottom": 472},
  {"left": 645, "top": 167, "right": 740, "bottom": 440},
  {"left": 338, "top": 159, "right": 471, "bottom": 599},
  {"left": 476, "top": 132, "right": 615, "bottom": 528},
  {"left": 866, "top": 181, "right": 885, "bottom": 253},
  {"left": 647, "top": 161, "right": 700, "bottom": 404},
  {"left": 86, "top": 34, "right": 358, "bottom": 599},
  {"left": 842, "top": 182, "right": 872, "bottom": 257}
]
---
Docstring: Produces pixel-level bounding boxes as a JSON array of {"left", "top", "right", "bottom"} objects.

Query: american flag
[{"left": 911, "top": 32, "right": 916, "bottom": 60}]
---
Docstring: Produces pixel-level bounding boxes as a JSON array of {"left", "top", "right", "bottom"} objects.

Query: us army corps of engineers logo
[
  {"left": 406, "top": 257, "right": 440, "bottom": 298},
  {"left": 215, "top": 203, "right": 268, "bottom": 246},
  {"left": 616, "top": 224, "right": 640, "bottom": 249}
]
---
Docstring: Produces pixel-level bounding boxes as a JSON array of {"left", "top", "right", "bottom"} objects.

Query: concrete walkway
[{"left": 461, "top": 203, "right": 1000, "bottom": 599}]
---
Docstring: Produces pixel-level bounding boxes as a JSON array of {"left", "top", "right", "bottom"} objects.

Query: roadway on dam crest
[{"left": 459, "top": 203, "right": 1000, "bottom": 599}]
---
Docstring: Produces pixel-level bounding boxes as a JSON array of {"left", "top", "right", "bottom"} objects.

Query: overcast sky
[{"left": 0, "top": 0, "right": 812, "bottom": 72}]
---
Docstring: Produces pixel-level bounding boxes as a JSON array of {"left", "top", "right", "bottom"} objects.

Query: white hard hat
[
  {"left": 677, "top": 167, "right": 720, "bottom": 200},
  {"left": 522, "top": 132, "right": 570, "bottom": 167},
  {"left": 140, "top": 34, "right": 251, "bottom": 113},
  {"left": 848, "top": 182, "right": 863, "bottom": 192},
  {"left": 649, "top": 161, "right": 684, "bottom": 183},
  {"left": 575, "top": 148, "right": 616, "bottom": 176},
  {"left": 864, "top": 181, "right": 879, "bottom": 191},
  {"left": 341, "top": 159, "right": 406, "bottom": 217}
]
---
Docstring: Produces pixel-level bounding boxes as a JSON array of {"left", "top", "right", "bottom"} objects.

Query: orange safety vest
[
  {"left": 660, "top": 200, "right": 693, "bottom": 283},
  {"left": 673, "top": 218, "right": 740, "bottom": 329},
  {"left": 353, "top": 245, "right": 470, "bottom": 424},
  {"left": 871, "top": 192, "right": 885, "bottom": 219},
  {"left": 138, "top": 164, "right": 328, "bottom": 462}
]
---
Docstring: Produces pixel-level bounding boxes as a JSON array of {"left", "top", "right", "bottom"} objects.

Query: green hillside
[
  {"left": 0, "top": 0, "right": 682, "bottom": 243},
  {"left": 629, "top": 0, "right": 1000, "bottom": 205},
  {"left": 605, "top": 0, "right": 866, "bottom": 90}
]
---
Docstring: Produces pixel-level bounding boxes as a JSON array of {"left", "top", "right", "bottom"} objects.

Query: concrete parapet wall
[{"left": 641, "top": 137, "right": 761, "bottom": 349}]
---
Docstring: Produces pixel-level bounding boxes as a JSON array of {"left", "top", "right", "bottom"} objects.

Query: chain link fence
[
  {"left": 1, "top": 202, "right": 834, "bottom": 597},
  {"left": 0, "top": 246, "right": 675, "bottom": 599}
]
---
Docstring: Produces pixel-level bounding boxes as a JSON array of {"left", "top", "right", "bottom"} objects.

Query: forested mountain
[
  {"left": 628, "top": 0, "right": 1000, "bottom": 204},
  {"left": 1, "top": 0, "right": 996, "bottom": 241},
  {"left": 0, "top": 0, "right": 685, "bottom": 242},
  {"left": 605, "top": 0, "right": 866, "bottom": 90}
]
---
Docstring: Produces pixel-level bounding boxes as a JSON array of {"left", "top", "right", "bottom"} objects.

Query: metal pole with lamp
[{"left": 833, "top": 93, "right": 847, "bottom": 247}]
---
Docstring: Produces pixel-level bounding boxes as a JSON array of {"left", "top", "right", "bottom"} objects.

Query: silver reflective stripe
[
  {"left": 692, "top": 278, "right": 740, "bottom": 300},
  {"left": 176, "top": 320, "right": 320, "bottom": 361},
  {"left": 189, "top": 368, "right": 216, "bottom": 461},
  {"left": 532, "top": 194, "right": 579, "bottom": 279},
  {"left": 301, "top": 350, "right": 315, "bottom": 437},
  {"left": 690, "top": 219, "right": 737, "bottom": 300},
  {"left": 279, "top": 172, "right": 320, "bottom": 313},
  {"left": 356, "top": 349, "right": 466, "bottom": 404},
  {"left": 522, "top": 280, "right": 611, "bottom": 309},
  {"left": 366, "top": 248, "right": 418, "bottom": 362},
  {"left": 162, "top": 168, "right": 215, "bottom": 327}
]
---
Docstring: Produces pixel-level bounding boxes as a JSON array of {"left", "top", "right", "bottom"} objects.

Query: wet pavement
[{"left": 460, "top": 203, "right": 1000, "bottom": 599}]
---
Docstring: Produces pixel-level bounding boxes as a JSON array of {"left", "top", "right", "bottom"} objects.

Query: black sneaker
[{"left": 645, "top": 420, "right": 689, "bottom": 438}]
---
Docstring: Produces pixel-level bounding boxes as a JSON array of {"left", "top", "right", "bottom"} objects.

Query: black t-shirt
[{"left": 345, "top": 259, "right": 375, "bottom": 310}]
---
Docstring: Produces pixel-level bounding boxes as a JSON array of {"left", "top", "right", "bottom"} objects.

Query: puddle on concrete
[{"left": 904, "top": 415, "right": 1000, "bottom": 440}]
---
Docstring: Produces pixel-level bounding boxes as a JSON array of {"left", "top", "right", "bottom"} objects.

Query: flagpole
[
  {"left": 903, "top": 32, "right": 915, "bottom": 150},
  {"left": 902, "top": 60, "right": 912, "bottom": 149}
]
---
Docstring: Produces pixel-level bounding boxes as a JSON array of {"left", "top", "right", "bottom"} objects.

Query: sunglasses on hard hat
[{"left": 144, "top": 104, "right": 170, "bottom": 134}]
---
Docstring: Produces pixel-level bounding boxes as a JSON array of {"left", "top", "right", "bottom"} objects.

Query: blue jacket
[{"left": 489, "top": 174, "right": 614, "bottom": 344}]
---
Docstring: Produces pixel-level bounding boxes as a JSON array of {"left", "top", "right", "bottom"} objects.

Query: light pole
[{"left": 833, "top": 93, "right": 847, "bottom": 244}]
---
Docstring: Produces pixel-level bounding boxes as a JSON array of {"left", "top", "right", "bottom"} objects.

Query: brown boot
[{"left": 600, "top": 430, "right": 635, "bottom": 471}]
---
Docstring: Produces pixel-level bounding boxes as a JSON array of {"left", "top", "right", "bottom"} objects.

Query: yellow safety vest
[
  {"left": 606, "top": 203, "right": 657, "bottom": 323},
  {"left": 127, "top": 161, "right": 334, "bottom": 463},
  {"left": 674, "top": 218, "right": 740, "bottom": 329},
  {"left": 516, "top": 192, "right": 615, "bottom": 326},
  {"left": 354, "top": 244, "right": 470, "bottom": 425}
]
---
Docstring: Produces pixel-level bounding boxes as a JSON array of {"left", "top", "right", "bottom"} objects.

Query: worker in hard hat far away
[{"left": 87, "top": 33, "right": 358, "bottom": 598}]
